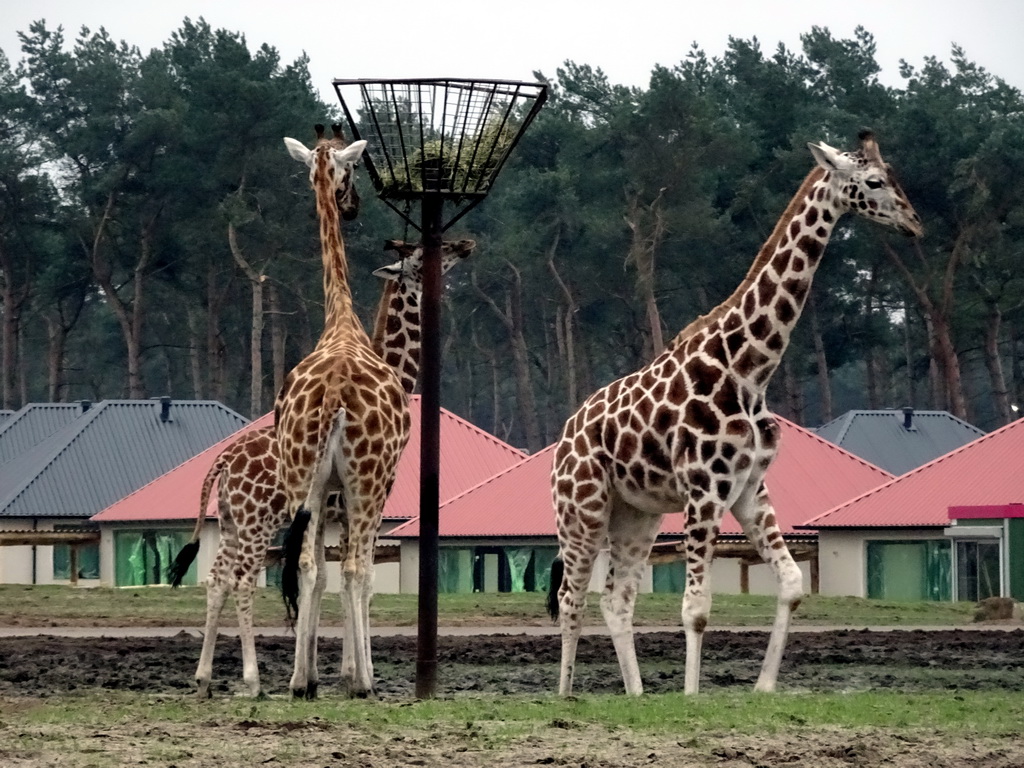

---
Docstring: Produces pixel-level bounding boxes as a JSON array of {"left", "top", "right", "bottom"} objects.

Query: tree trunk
[
  {"left": 808, "top": 291, "right": 832, "bottom": 423},
  {"left": 269, "top": 283, "right": 287, "bottom": 402},
  {"left": 471, "top": 264, "right": 542, "bottom": 452},
  {"left": 88, "top": 195, "right": 153, "bottom": 399},
  {"left": 46, "top": 316, "right": 67, "bottom": 402},
  {"left": 1010, "top": 322, "right": 1023, "bottom": 414},
  {"left": 471, "top": 320, "right": 500, "bottom": 437},
  {"left": 624, "top": 188, "right": 668, "bottom": 360},
  {"left": 506, "top": 270, "right": 542, "bottom": 452},
  {"left": 923, "top": 313, "right": 943, "bottom": 409},
  {"left": 206, "top": 263, "right": 228, "bottom": 404},
  {"left": 983, "top": 299, "right": 1012, "bottom": 426},
  {"left": 903, "top": 298, "right": 917, "bottom": 408},
  {"left": 0, "top": 241, "right": 29, "bottom": 410},
  {"left": 931, "top": 313, "right": 966, "bottom": 417},
  {"left": 227, "top": 223, "right": 265, "bottom": 418},
  {"left": 0, "top": 271, "right": 20, "bottom": 410},
  {"left": 781, "top": 356, "right": 804, "bottom": 424},
  {"left": 547, "top": 239, "right": 580, "bottom": 410},
  {"left": 883, "top": 240, "right": 967, "bottom": 419},
  {"left": 186, "top": 307, "right": 204, "bottom": 399}
]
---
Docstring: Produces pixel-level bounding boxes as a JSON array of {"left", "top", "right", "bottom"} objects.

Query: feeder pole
[
  {"left": 333, "top": 77, "right": 547, "bottom": 702},
  {"left": 415, "top": 195, "right": 444, "bottom": 699}
]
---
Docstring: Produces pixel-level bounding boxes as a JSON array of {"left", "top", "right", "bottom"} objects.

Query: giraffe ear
[
  {"left": 336, "top": 139, "right": 368, "bottom": 166},
  {"left": 453, "top": 239, "right": 476, "bottom": 258},
  {"left": 808, "top": 141, "right": 853, "bottom": 173},
  {"left": 373, "top": 261, "right": 404, "bottom": 281},
  {"left": 284, "top": 137, "right": 313, "bottom": 166}
]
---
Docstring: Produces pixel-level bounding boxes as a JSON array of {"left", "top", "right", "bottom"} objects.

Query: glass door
[{"left": 954, "top": 540, "right": 1002, "bottom": 601}]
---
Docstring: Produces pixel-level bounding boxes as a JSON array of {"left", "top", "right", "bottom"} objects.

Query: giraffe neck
[
  {"left": 372, "top": 281, "right": 421, "bottom": 395},
  {"left": 314, "top": 179, "right": 361, "bottom": 343},
  {"left": 672, "top": 167, "right": 840, "bottom": 388}
]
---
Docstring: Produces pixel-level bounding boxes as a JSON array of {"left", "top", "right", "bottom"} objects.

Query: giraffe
[
  {"left": 276, "top": 124, "right": 410, "bottom": 699},
  {"left": 548, "top": 131, "right": 922, "bottom": 696},
  {"left": 167, "top": 238, "right": 476, "bottom": 698}
]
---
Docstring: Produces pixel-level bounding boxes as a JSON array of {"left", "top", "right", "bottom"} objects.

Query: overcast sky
[{"left": 3, "top": 0, "right": 1022, "bottom": 100}]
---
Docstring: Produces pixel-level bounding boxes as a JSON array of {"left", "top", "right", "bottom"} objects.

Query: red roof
[
  {"left": 382, "top": 396, "right": 527, "bottom": 520},
  {"left": 92, "top": 413, "right": 274, "bottom": 522},
  {"left": 389, "top": 415, "right": 892, "bottom": 538},
  {"left": 800, "top": 416, "right": 1024, "bottom": 529},
  {"left": 93, "top": 397, "right": 525, "bottom": 523}
]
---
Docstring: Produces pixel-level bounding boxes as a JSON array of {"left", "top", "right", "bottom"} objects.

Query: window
[
  {"left": 652, "top": 561, "right": 686, "bottom": 593},
  {"left": 866, "top": 540, "right": 951, "bottom": 601},
  {"left": 954, "top": 540, "right": 1001, "bottom": 602},
  {"left": 114, "top": 530, "right": 197, "bottom": 586},
  {"left": 437, "top": 546, "right": 558, "bottom": 593},
  {"left": 52, "top": 526, "right": 99, "bottom": 581}
]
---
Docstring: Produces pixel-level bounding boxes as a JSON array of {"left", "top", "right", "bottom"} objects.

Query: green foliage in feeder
[{"left": 386, "top": 115, "right": 518, "bottom": 194}]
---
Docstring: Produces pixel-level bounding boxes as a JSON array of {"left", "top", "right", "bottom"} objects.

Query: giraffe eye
[{"left": 865, "top": 178, "right": 885, "bottom": 190}]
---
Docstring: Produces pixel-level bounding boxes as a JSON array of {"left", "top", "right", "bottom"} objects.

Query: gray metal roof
[
  {"left": 813, "top": 408, "right": 986, "bottom": 476},
  {"left": 0, "top": 402, "right": 93, "bottom": 467},
  {"left": 0, "top": 399, "right": 248, "bottom": 520}
]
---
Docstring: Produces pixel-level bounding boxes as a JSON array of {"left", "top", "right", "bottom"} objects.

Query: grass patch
[
  {"left": 0, "top": 584, "right": 977, "bottom": 628},
  {"left": 8, "top": 689, "right": 1022, "bottom": 737}
]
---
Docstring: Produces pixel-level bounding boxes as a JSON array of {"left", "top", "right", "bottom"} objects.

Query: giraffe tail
[
  {"left": 546, "top": 557, "right": 564, "bottom": 621},
  {"left": 281, "top": 507, "right": 312, "bottom": 626},
  {"left": 169, "top": 446, "right": 229, "bottom": 587}
]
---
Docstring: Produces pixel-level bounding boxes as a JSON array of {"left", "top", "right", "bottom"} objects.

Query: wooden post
[
  {"left": 70, "top": 545, "right": 80, "bottom": 586},
  {"left": 739, "top": 560, "right": 749, "bottom": 594}
]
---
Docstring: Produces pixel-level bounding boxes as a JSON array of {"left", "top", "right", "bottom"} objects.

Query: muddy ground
[
  {"left": 1, "top": 628, "right": 1023, "bottom": 697},
  {"left": 2, "top": 629, "right": 1024, "bottom": 766}
]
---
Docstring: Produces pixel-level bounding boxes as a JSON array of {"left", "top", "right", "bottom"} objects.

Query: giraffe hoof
[
  {"left": 291, "top": 687, "right": 306, "bottom": 700},
  {"left": 304, "top": 682, "right": 319, "bottom": 701}
]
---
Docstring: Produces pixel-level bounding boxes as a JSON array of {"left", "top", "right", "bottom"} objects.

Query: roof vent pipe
[
  {"left": 902, "top": 406, "right": 914, "bottom": 430},
  {"left": 160, "top": 396, "right": 172, "bottom": 423},
  {"left": 80, "top": 400, "right": 91, "bottom": 413}
]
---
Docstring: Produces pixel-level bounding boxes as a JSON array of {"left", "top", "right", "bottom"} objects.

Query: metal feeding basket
[{"left": 333, "top": 78, "right": 547, "bottom": 231}]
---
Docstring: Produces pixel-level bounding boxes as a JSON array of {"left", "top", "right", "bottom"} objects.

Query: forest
[{"left": 1, "top": 19, "right": 1022, "bottom": 452}]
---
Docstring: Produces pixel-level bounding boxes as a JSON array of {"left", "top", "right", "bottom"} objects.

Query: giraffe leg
[
  {"left": 289, "top": 414, "right": 345, "bottom": 699},
  {"left": 342, "top": 499, "right": 379, "bottom": 698},
  {"left": 195, "top": 575, "right": 228, "bottom": 698},
  {"left": 554, "top": 470, "right": 610, "bottom": 696},
  {"left": 680, "top": 497, "right": 723, "bottom": 695},
  {"left": 302, "top": 517, "right": 328, "bottom": 700},
  {"left": 361, "top": 537, "right": 376, "bottom": 685},
  {"left": 732, "top": 484, "right": 804, "bottom": 693},
  {"left": 195, "top": 515, "right": 237, "bottom": 698},
  {"left": 234, "top": 571, "right": 261, "bottom": 698},
  {"left": 602, "top": 505, "right": 662, "bottom": 695},
  {"left": 334, "top": 514, "right": 357, "bottom": 689},
  {"left": 288, "top": 508, "right": 316, "bottom": 698}
]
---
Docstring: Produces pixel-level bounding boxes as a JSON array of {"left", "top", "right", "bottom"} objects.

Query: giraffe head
[
  {"left": 807, "top": 130, "right": 923, "bottom": 238},
  {"left": 284, "top": 124, "right": 366, "bottom": 221},
  {"left": 373, "top": 238, "right": 477, "bottom": 285}
]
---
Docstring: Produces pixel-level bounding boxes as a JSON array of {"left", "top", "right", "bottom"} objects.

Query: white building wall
[
  {"left": 0, "top": 518, "right": 37, "bottom": 584},
  {"left": 816, "top": 528, "right": 948, "bottom": 597},
  {"left": 708, "top": 557, "right": 814, "bottom": 595},
  {"left": 399, "top": 540, "right": 420, "bottom": 594}
]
